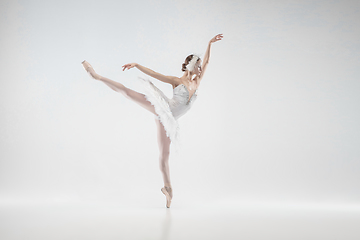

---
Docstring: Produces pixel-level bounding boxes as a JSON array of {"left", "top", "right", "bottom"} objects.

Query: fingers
[
  {"left": 122, "top": 64, "right": 129, "bottom": 71},
  {"left": 122, "top": 64, "right": 133, "bottom": 71},
  {"left": 211, "top": 33, "right": 223, "bottom": 43},
  {"left": 216, "top": 34, "right": 223, "bottom": 41}
]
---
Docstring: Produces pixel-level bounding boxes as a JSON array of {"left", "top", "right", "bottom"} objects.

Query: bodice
[{"left": 168, "top": 84, "right": 198, "bottom": 119}]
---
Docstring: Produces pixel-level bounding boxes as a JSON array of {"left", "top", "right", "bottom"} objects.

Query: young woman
[{"left": 81, "top": 33, "right": 223, "bottom": 208}]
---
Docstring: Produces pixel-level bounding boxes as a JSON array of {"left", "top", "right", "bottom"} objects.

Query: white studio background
[{"left": 0, "top": 0, "right": 359, "bottom": 208}]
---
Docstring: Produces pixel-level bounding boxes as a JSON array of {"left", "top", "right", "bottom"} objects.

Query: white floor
[{"left": 1, "top": 200, "right": 360, "bottom": 240}]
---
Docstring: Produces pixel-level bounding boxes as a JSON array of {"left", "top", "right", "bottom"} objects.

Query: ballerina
[{"left": 81, "top": 33, "right": 223, "bottom": 208}]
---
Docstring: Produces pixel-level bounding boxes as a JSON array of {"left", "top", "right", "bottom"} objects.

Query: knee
[
  {"left": 159, "top": 148, "right": 170, "bottom": 159},
  {"left": 122, "top": 89, "right": 130, "bottom": 98},
  {"left": 119, "top": 87, "right": 130, "bottom": 98}
]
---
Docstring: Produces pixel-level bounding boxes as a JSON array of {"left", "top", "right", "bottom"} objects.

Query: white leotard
[{"left": 169, "top": 84, "right": 198, "bottom": 119}]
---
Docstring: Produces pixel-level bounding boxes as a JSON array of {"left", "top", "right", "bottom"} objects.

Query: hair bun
[{"left": 182, "top": 63, "right": 187, "bottom": 72}]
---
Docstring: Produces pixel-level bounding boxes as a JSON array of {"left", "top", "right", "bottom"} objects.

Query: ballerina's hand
[
  {"left": 210, "top": 34, "right": 223, "bottom": 43},
  {"left": 122, "top": 63, "right": 137, "bottom": 71}
]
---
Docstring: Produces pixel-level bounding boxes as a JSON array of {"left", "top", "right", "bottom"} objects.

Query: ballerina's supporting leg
[
  {"left": 82, "top": 61, "right": 157, "bottom": 115},
  {"left": 155, "top": 118, "right": 173, "bottom": 200}
]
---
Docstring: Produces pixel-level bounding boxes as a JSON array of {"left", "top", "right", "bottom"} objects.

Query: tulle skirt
[{"left": 138, "top": 77, "right": 181, "bottom": 151}]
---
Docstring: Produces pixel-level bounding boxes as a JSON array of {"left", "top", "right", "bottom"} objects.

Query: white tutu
[{"left": 138, "top": 77, "right": 182, "bottom": 151}]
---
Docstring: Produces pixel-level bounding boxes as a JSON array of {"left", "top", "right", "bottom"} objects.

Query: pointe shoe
[
  {"left": 161, "top": 187, "right": 173, "bottom": 208},
  {"left": 81, "top": 60, "right": 93, "bottom": 72}
]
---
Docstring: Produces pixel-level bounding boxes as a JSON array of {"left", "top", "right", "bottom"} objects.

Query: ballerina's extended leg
[{"left": 81, "top": 60, "right": 157, "bottom": 115}]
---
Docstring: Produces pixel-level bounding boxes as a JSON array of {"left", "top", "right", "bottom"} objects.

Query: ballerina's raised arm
[{"left": 198, "top": 33, "right": 223, "bottom": 81}]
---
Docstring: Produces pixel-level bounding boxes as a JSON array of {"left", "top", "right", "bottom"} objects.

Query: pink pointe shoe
[
  {"left": 81, "top": 60, "right": 102, "bottom": 80},
  {"left": 81, "top": 60, "right": 93, "bottom": 72},
  {"left": 161, "top": 186, "right": 173, "bottom": 208}
]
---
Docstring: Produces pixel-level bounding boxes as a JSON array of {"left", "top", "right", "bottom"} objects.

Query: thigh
[
  {"left": 124, "top": 87, "right": 158, "bottom": 116},
  {"left": 155, "top": 118, "right": 171, "bottom": 153}
]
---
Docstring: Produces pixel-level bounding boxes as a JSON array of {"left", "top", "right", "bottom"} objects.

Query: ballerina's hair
[{"left": 182, "top": 54, "right": 201, "bottom": 72}]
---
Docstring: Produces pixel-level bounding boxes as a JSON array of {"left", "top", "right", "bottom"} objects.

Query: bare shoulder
[{"left": 171, "top": 76, "right": 182, "bottom": 88}]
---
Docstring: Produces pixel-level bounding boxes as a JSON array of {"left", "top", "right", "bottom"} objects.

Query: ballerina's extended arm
[{"left": 122, "top": 63, "right": 179, "bottom": 87}]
